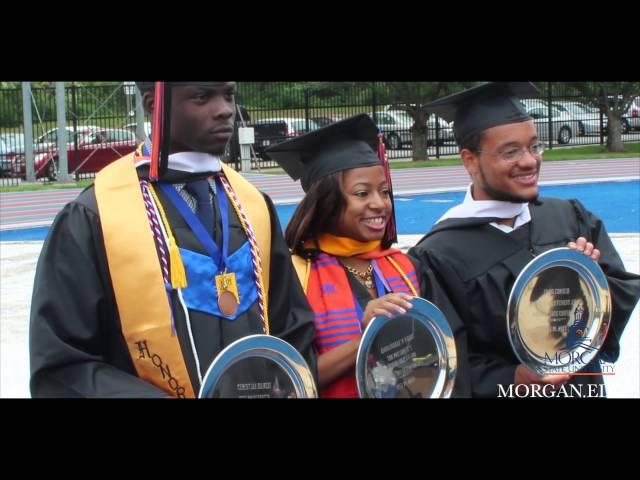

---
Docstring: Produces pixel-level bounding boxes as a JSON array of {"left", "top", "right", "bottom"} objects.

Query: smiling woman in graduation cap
[
  {"left": 266, "top": 114, "right": 471, "bottom": 398},
  {"left": 29, "top": 82, "right": 317, "bottom": 398}
]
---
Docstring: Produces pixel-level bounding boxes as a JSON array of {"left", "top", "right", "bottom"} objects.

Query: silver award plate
[
  {"left": 507, "top": 247, "right": 611, "bottom": 376},
  {"left": 198, "top": 334, "right": 317, "bottom": 398},
  {"left": 355, "top": 297, "right": 457, "bottom": 398}
]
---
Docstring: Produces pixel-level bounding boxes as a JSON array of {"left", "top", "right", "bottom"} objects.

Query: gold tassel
[
  {"left": 168, "top": 236, "right": 188, "bottom": 289},
  {"left": 147, "top": 183, "right": 189, "bottom": 290}
]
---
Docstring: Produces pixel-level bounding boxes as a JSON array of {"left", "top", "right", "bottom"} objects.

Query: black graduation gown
[
  {"left": 408, "top": 197, "right": 640, "bottom": 398},
  {"left": 346, "top": 261, "right": 472, "bottom": 398},
  {"left": 29, "top": 170, "right": 317, "bottom": 398}
]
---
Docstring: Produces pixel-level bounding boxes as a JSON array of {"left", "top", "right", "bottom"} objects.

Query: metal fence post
[
  {"left": 435, "top": 114, "right": 441, "bottom": 159},
  {"left": 22, "top": 82, "right": 35, "bottom": 183},
  {"left": 371, "top": 83, "right": 377, "bottom": 123},
  {"left": 304, "top": 89, "right": 310, "bottom": 132},
  {"left": 70, "top": 82, "right": 79, "bottom": 181},
  {"left": 56, "top": 82, "right": 72, "bottom": 182},
  {"left": 599, "top": 82, "right": 605, "bottom": 145},
  {"left": 135, "top": 84, "right": 146, "bottom": 142},
  {"left": 239, "top": 126, "right": 254, "bottom": 173},
  {"left": 546, "top": 81, "right": 553, "bottom": 149}
]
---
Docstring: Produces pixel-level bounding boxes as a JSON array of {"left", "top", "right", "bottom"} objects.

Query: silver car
[
  {"left": 374, "top": 110, "right": 455, "bottom": 149},
  {"left": 554, "top": 101, "right": 606, "bottom": 136},
  {"left": 622, "top": 97, "right": 640, "bottom": 133},
  {"left": 123, "top": 121, "right": 152, "bottom": 138},
  {"left": 425, "top": 113, "right": 455, "bottom": 145},
  {"left": 369, "top": 111, "right": 413, "bottom": 149},
  {"left": 526, "top": 105, "right": 580, "bottom": 144}
]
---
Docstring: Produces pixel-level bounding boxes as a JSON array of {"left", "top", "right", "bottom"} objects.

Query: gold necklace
[{"left": 341, "top": 262, "right": 374, "bottom": 289}]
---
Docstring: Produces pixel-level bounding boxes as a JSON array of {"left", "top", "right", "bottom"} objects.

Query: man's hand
[
  {"left": 567, "top": 236, "right": 600, "bottom": 262},
  {"left": 362, "top": 293, "right": 413, "bottom": 328}
]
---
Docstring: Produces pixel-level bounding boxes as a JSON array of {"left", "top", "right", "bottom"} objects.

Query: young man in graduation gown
[
  {"left": 29, "top": 82, "right": 317, "bottom": 398},
  {"left": 408, "top": 82, "right": 640, "bottom": 398}
]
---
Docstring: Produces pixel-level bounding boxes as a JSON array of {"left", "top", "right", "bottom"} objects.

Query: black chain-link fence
[
  {"left": 228, "top": 81, "right": 639, "bottom": 170},
  {"left": 0, "top": 83, "right": 139, "bottom": 185},
  {"left": 1, "top": 82, "right": 638, "bottom": 187}
]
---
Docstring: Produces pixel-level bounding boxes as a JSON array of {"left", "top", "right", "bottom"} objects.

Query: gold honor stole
[{"left": 95, "top": 154, "right": 271, "bottom": 398}]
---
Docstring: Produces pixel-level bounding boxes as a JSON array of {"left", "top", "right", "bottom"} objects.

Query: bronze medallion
[{"left": 219, "top": 290, "right": 239, "bottom": 317}]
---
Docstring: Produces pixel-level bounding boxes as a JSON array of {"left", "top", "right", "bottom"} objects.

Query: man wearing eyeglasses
[{"left": 408, "top": 82, "right": 640, "bottom": 398}]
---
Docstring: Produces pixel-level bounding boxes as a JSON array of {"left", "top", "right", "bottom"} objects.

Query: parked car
[
  {"left": 12, "top": 127, "right": 137, "bottom": 180},
  {"left": 525, "top": 105, "right": 579, "bottom": 144},
  {"left": 375, "top": 109, "right": 455, "bottom": 148},
  {"left": 600, "top": 95, "right": 639, "bottom": 135},
  {"left": 251, "top": 117, "right": 321, "bottom": 157},
  {"left": 123, "top": 121, "right": 152, "bottom": 138},
  {"left": 310, "top": 115, "right": 342, "bottom": 127},
  {"left": 520, "top": 98, "right": 549, "bottom": 111},
  {"left": 425, "top": 113, "right": 455, "bottom": 145},
  {"left": 31, "top": 125, "right": 101, "bottom": 153},
  {"left": 622, "top": 96, "right": 640, "bottom": 133},
  {"left": 369, "top": 110, "right": 413, "bottom": 149},
  {"left": 0, "top": 133, "right": 25, "bottom": 177},
  {"left": 554, "top": 101, "right": 606, "bottom": 136}
]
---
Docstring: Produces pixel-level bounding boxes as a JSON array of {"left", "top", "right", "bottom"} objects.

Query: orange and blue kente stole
[{"left": 305, "top": 244, "right": 418, "bottom": 398}]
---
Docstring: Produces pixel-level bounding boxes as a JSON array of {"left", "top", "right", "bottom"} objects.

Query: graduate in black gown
[
  {"left": 29, "top": 82, "right": 317, "bottom": 398},
  {"left": 265, "top": 114, "right": 471, "bottom": 398},
  {"left": 409, "top": 82, "right": 640, "bottom": 398}
]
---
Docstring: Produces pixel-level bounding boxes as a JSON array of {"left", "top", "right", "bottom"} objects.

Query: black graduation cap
[
  {"left": 264, "top": 113, "right": 381, "bottom": 192},
  {"left": 134, "top": 82, "right": 228, "bottom": 180},
  {"left": 135, "top": 82, "right": 226, "bottom": 91},
  {"left": 265, "top": 113, "right": 398, "bottom": 245},
  {"left": 424, "top": 81, "right": 540, "bottom": 146}
]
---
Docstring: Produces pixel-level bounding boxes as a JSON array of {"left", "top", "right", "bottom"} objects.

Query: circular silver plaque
[
  {"left": 355, "top": 297, "right": 457, "bottom": 398},
  {"left": 507, "top": 247, "right": 611, "bottom": 376},
  {"left": 198, "top": 334, "right": 317, "bottom": 398}
]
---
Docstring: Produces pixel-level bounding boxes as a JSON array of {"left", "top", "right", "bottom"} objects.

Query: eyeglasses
[{"left": 477, "top": 142, "right": 545, "bottom": 163}]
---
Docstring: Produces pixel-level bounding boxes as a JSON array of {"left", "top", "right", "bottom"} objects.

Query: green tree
[
  {"left": 569, "top": 82, "right": 640, "bottom": 152},
  {"left": 376, "top": 82, "right": 480, "bottom": 161}
]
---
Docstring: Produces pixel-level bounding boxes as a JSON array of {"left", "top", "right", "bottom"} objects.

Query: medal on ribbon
[
  {"left": 216, "top": 270, "right": 240, "bottom": 317},
  {"left": 161, "top": 176, "right": 243, "bottom": 319}
]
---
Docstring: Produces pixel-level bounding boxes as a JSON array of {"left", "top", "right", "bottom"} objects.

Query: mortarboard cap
[
  {"left": 264, "top": 113, "right": 381, "bottom": 192},
  {"left": 135, "top": 81, "right": 227, "bottom": 92},
  {"left": 424, "top": 82, "right": 540, "bottom": 146},
  {"left": 265, "top": 113, "right": 398, "bottom": 245}
]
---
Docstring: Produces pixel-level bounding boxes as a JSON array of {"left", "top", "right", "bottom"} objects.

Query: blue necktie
[{"left": 184, "top": 179, "right": 214, "bottom": 238}]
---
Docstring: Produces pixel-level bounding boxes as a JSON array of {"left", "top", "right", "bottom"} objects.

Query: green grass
[
  {"left": 540, "top": 142, "right": 639, "bottom": 160},
  {"left": 259, "top": 142, "right": 640, "bottom": 174},
  {"left": 2, "top": 143, "right": 638, "bottom": 191},
  {"left": 0, "top": 179, "right": 92, "bottom": 193}
]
